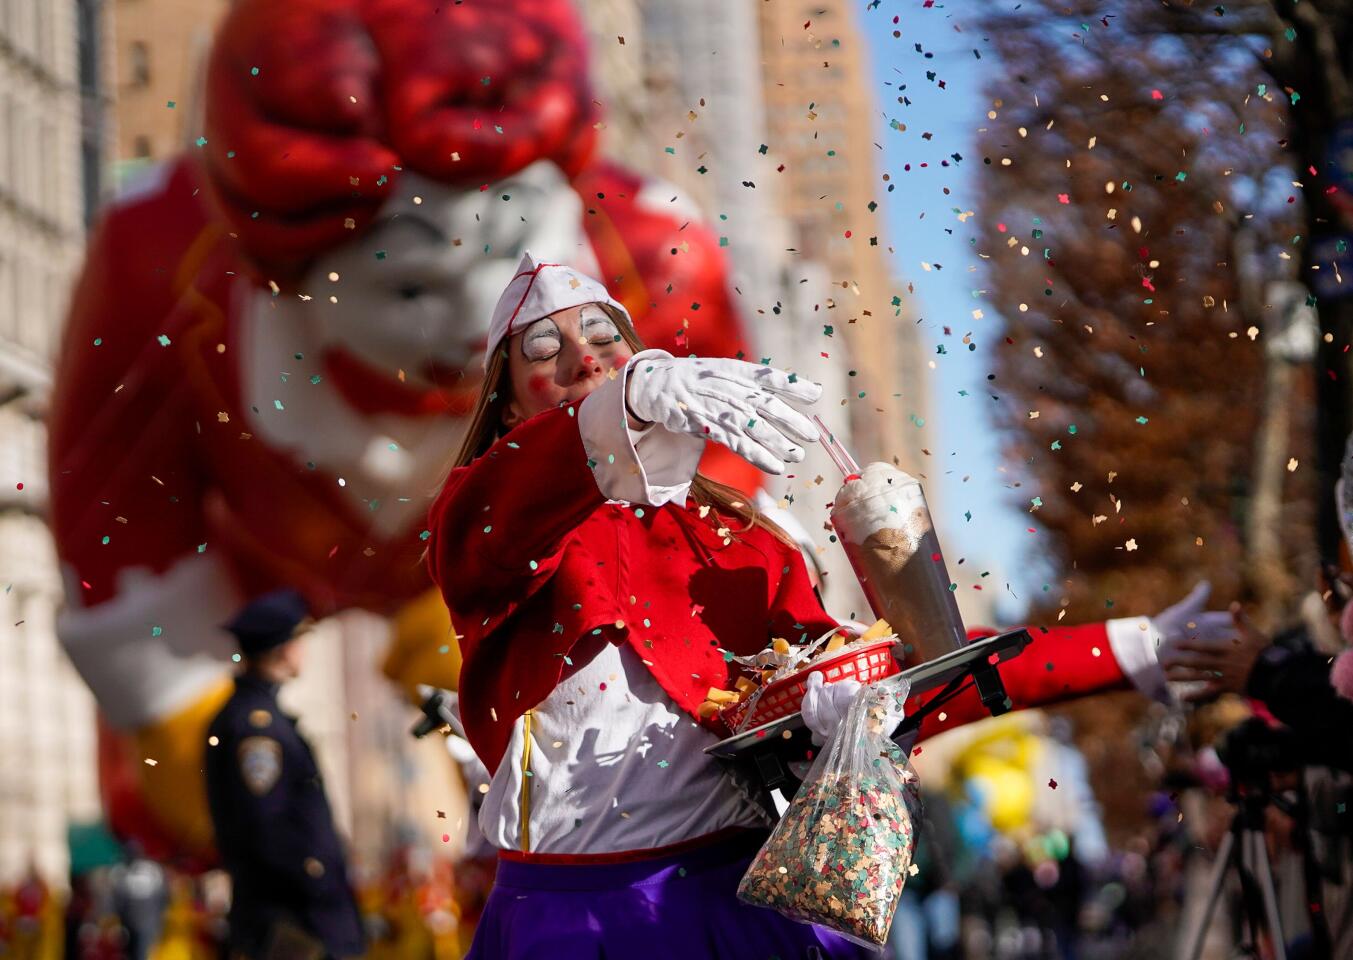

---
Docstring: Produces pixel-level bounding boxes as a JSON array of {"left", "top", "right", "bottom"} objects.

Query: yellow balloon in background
[
  {"left": 131, "top": 677, "right": 235, "bottom": 860},
  {"left": 382, "top": 587, "right": 461, "bottom": 704},
  {"left": 965, "top": 756, "right": 1035, "bottom": 832},
  {"left": 946, "top": 718, "right": 1045, "bottom": 834}
]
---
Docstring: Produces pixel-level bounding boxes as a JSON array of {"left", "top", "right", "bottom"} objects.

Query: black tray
[{"left": 704, "top": 629, "right": 1032, "bottom": 795}]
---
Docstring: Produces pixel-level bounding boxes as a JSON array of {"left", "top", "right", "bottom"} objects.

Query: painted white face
[{"left": 297, "top": 160, "right": 593, "bottom": 391}]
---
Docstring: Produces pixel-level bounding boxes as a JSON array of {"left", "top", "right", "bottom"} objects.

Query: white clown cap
[{"left": 485, "top": 251, "right": 630, "bottom": 369}]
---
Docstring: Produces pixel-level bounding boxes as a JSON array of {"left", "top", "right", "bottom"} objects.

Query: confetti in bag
[{"left": 737, "top": 674, "right": 919, "bottom": 948}]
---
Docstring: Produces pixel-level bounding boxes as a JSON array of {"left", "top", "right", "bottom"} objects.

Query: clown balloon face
[{"left": 295, "top": 161, "right": 592, "bottom": 396}]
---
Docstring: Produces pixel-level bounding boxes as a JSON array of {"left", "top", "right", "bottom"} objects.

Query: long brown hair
[{"left": 448, "top": 304, "right": 795, "bottom": 547}]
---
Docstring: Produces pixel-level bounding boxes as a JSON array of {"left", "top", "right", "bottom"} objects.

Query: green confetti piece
[{"left": 157, "top": 334, "right": 171, "bottom": 346}]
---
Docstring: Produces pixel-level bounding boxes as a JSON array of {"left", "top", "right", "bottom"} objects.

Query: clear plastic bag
[{"left": 737, "top": 674, "right": 920, "bottom": 948}]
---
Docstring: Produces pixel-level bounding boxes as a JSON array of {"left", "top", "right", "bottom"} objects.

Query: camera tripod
[
  {"left": 1181, "top": 776, "right": 1334, "bottom": 960},
  {"left": 1181, "top": 785, "right": 1288, "bottom": 960}
]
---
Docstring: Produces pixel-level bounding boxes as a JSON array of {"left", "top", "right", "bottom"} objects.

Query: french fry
[
  {"left": 697, "top": 701, "right": 722, "bottom": 719},
  {"left": 705, "top": 687, "right": 740, "bottom": 704},
  {"left": 735, "top": 676, "right": 757, "bottom": 694},
  {"left": 859, "top": 619, "right": 893, "bottom": 642},
  {"left": 824, "top": 633, "right": 847, "bottom": 653},
  {"left": 772, "top": 637, "right": 791, "bottom": 655}
]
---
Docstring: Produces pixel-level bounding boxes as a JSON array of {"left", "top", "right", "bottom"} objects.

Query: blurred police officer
[{"left": 205, "top": 589, "right": 365, "bottom": 960}]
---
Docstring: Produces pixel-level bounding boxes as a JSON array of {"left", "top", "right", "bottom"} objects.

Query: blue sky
[{"left": 858, "top": 1, "right": 1048, "bottom": 621}]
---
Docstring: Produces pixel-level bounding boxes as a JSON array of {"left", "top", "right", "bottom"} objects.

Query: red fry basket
[{"left": 728, "top": 639, "right": 900, "bottom": 731}]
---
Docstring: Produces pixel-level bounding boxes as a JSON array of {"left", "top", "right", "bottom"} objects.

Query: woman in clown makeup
[{"left": 427, "top": 252, "right": 1203, "bottom": 958}]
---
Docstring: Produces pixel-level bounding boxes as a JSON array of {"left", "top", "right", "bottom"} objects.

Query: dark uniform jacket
[
  {"left": 205, "top": 673, "right": 365, "bottom": 958},
  {"left": 1247, "top": 627, "right": 1353, "bottom": 773}
]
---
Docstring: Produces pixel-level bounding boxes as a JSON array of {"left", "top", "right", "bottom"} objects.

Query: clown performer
[
  {"left": 426, "top": 255, "right": 1241, "bottom": 957},
  {"left": 47, "top": 0, "right": 761, "bottom": 861}
]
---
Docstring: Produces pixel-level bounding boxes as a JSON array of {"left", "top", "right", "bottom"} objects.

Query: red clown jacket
[{"left": 428, "top": 386, "right": 1143, "bottom": 773}]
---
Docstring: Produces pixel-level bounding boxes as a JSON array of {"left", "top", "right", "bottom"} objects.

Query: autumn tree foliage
[{"left": 975, "top": 0, "right": 1317, "bottom": 628}]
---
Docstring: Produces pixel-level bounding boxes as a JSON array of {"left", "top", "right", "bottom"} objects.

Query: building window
[{"left": 129, "top": 41, "right": 151, "bottom": 88}]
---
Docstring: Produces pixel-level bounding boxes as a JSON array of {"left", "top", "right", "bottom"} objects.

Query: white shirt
[{"left": 478, "top": 637, "right": 772, "bottom": 854}]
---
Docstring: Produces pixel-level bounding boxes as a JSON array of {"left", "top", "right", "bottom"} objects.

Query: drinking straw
[{"left": 813, "top": 415, "right": 861, "bottom": 478}]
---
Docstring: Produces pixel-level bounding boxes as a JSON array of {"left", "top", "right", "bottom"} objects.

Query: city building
[
  {"left": 0, "top": 0, "right": 115, "bottom": 886},
  {"left": 109, "top": 0, "right": 229, "bottom": 183},
  {"left": 758, "top": 0, "right": 929, "bottom": 479}
]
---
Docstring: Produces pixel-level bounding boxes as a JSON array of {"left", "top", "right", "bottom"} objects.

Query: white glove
[
  {"left": 801, "top": 671, "right": 862, "bottom": 746},
  {"left": 626, "top": 355, "right": 821, "bottom": 475},
  {"left": 1154, "top": 581, "right": 1239, "bottom": 667}
]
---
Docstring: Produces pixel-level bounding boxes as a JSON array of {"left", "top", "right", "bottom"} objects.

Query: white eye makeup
[
  {"left": 579, "top": 306, "right": 620, "bottom": 345},
  {"left": 520, "top": 318, "right": 563, "bottom": 361}
]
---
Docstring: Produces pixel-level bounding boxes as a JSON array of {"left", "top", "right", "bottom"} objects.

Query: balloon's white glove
[
  {"left": 801, "top": 671, "right": 862, "bottom": 746},
  {"left": 1155, "top": 581, "right": 1239, "bottom": 666},
  {"left": 626, "top": 355, "right": 821, "bottom": 475}
]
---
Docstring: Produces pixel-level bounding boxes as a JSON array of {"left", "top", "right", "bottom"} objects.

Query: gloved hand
[
  {"left": 626, "top": 355, "right": 821, "bottom": 475},
  {"left": 1154, "top": 581, "right": 1239, "bottom": 664},
  {"left": 801, "top": 671, "right": 861, "bottom": 746},
  {"left": 1164, "top": 603, "right": 1269, "bottom": 701}
]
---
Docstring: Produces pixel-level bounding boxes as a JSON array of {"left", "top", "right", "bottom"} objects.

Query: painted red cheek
[
  {"left": 611, "top": 356, "right": 628, "bottom": 370},
  {"left": 527, "top": 374, "right": 550, "bottom": 396}
]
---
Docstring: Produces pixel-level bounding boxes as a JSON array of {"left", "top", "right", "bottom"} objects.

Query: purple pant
[{"left": 467, "top": 831, "right": 877, "bottom": 959}]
